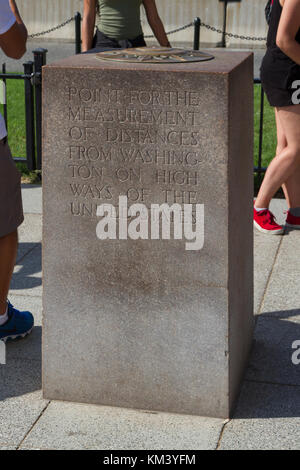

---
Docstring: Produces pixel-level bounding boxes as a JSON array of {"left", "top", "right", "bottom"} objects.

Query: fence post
[
  {"left": 33, "top": 48, "right": 48, "bottom": 172},
  {"left": 75, "top": 12, "right": 82, "bottom": 54},
  {"left": 258, "top": 84, "right": 265, "bottom": 182},
  {"left": 23, "top": 61, "right": 36, "bottom": 171},
  {"left": 221, "top": 0, "right": 228, "bottom": 48},
  {"left": 193, "top": 17, "right": 201, "bottom": 50}
]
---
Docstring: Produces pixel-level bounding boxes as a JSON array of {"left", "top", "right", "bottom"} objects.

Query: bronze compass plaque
[{"left": 96, "top": 47, "right": 214, "bottom": 64}]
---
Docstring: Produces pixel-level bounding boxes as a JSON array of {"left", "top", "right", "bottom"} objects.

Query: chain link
[
  {"left": 201, "top": 22, "right": 267, "bottom": 42},
  {"left": 27, "top": 16, "right": 267, "bottom": 42},
  {"left": 144, "top": 22, "right": 194, "bottom": 39},
  {"left": 28, "top": 17, "right": 74, "bottom": 39}
]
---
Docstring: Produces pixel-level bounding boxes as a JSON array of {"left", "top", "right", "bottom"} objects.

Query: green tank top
[{"left": 97, "top": 0, "right": 143, "bottom": 41}]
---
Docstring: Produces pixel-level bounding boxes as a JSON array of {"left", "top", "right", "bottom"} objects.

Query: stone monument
[{"left": 42, "top": 48, "right": 254, "bottom": 418}]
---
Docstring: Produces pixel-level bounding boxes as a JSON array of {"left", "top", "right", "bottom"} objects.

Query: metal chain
[
  {"left": 144, "top": 22, "right": 194, "bottom": 38},
  {"left": 27, "top": 16, "right": 267, "bottom": 42},
  {"left": 28, "top": 17, "right": 74, "bottom": 38},
  {"left": 201, "top": 22, "right": 267, "bottom": 42}
]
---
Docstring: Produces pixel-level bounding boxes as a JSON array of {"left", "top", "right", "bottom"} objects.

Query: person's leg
[
  {"left": 273, "top": 108, "right": 291, "bottom": 205},
  {"left": 0, "top": 230, "right": 18, "bottom": 315},
  {"left": 275, "top": 107, "right": 288, "bottom": 155},
  {"left": 269, "top": 108, "right": 300, "bottom": 209},
  {"left": 279, "top": 109, "right": 300, "bottom": 209},
  {"left": 0, "top": 139, "right": 33, "bottom": 340},
  {"left": 0, "top": 227, "right": 34, "bottom": 340},
  {"left": 255, "top": 104, "right": 300, "bottom": 208}
]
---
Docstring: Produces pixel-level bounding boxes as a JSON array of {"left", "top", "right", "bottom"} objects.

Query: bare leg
[
  {"left": 273, "top": 108, "right": 291, "bottom": 205},
  {"left": 276, "top": 109, "right": 300, "bottom": 208},
  {"left": 255, "top": 105, "right": 300, "bottom": 208},
  {"left": 0, "top": 230, "right": 18, "bottom": 315}
]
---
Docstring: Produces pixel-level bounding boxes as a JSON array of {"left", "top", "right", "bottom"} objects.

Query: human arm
[
  {"left": 276, "top": 0, "right": 300, "bottom": 64},
  {"left": 0, "top": 0, "right": 27, "bottom": 59},
  {"left": 82, "top": 0, "right": 97, "bottom": 52},
  {"left": 143, "top": 0, "right": 171, "bottom": 47}
]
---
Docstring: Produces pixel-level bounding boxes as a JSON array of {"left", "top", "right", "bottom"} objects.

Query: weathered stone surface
[{"left": 42, "top": 50, "right": 254, "bottom": 418}]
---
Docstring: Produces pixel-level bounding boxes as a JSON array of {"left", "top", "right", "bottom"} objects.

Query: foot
[
  {"left": 0, "top": 302, "right": 34, "bottom": 342},
  {"left": 253, "top": 207, "right": 284, "bottom": 235},
  {"left": 286, "top": 210, "right": 300, "bottom": 229}
]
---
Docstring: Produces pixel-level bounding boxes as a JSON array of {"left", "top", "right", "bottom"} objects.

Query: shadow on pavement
[
  {"left": 11, "top": 243, "right": 42, "bottom": 291},
  {"left": 233, "top": 308, "right": 300, "bottom": 419},
  {"left": 0, "top": 326, "right": 42, "bottom": 400}
]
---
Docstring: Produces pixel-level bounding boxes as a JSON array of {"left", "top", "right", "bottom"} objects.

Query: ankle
[
  {"left": 289, "top": 207, "right": 300, "bottom": 217},
  {"left": 255, "top": 200, "right": 269, "bottom": 210},
  {"left": 0, "top": 299, "right": 8, "bottom": 315}
]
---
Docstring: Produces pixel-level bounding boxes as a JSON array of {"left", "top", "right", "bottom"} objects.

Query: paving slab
[
  {"left": 261, "top": 229, "right": 300, "bottom": 313},
  {"left": 0, "top": 446, "right": 18, "bottom": 450},
  {"left": 254, "top": 198, "right": 289, "bottom": 315},
  {"left": 21, "top": 185, "right": 42, "bottom": 215},
  {"left": 20, "top": 401, "right": 225, "bottom": 450},
  {"left": 253, "top": 231, "right": 282, "bottom": 315},
  {"left": 246, "top": 315, "right": 300, "bottom": 386},
  {"left": 218, "top": 381, "right": 300, "bottom": 450},
  {"left": 5, "top": 326, "right": 42, "bottom": 364},
  {"left": 0, "top": 361, "right": 47, "bottom": 449},
  {"left": 10, "top": 244, "right": 42, "bottom": 298},
  {"left": 18, "top": 213, "right": 42, "bottom": 242},
  {"left": 17, "top": 213, "right": 42, "bottom": 262}
]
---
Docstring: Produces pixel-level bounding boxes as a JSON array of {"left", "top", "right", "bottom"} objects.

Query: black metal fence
[
  {"left": 0, "top": 48, "right": 47, "bottom": 173},
  {"left": 0, "top": 14, "right": 267, "bottom": 178}
]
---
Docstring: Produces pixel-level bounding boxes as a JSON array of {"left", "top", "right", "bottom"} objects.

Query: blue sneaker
[{"left": 0, "top": 302, "right": 34, "bottom": 342}]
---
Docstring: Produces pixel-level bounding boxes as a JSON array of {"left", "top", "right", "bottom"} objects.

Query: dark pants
[{"left": 92, "top": 28, "right": 146, "bottom": 49}]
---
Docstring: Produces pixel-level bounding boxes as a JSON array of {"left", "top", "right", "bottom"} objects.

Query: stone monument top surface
[
  {"left": 44, "top": 49, "right": 253, "bottom": 75},
  {"left": 96, "top": 47, "right": 214, "bottom": 63}
]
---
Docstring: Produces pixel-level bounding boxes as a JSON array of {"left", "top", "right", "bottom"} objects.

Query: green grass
[
  {"left": 254, "top": 84, "right": 277, "bottom": 168},
  {"left": 0, "top": 80, "right": 278, "bottom": 186},
  {"left": 0, "top": 75, "right": 39, "bottom": 182}
]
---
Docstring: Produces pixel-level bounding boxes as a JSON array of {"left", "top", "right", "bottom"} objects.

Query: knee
[
  {"left": 276, "top": 136, "right": 287, "bottom": 155},
  {"left": 276, "top": 145, "right": 286, "bottom": 155},
  {"left": 287, "top": 145, "right": 300, "bottom": 163}
]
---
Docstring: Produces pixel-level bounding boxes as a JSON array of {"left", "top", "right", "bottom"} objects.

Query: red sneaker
[
  {"left": 253, "top": 207, "right": 284, "bottom": 235},
  {"left": 286, "top": 210, "right": 300, "bottom": 229}
]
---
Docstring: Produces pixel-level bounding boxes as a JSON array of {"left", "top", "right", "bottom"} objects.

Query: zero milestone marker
[{"left": 42, "top": 48, "right": 254, "bottom": 418}]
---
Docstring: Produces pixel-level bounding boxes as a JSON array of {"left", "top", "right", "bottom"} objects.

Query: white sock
[
  {"left": 254, "top": 206, "right": 268, "bottom": 212},
  {"left": 0, "top": 303, "right": 8, "bottom": 326}
]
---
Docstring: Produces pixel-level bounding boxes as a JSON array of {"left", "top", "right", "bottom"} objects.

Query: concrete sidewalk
[{"left": 0, "top": 185, "right": 299, "bottom": 450}]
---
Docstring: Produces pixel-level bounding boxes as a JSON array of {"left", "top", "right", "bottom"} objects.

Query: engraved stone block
[{"left": 42, "top": 50, "right": 254, "bottom": 418}]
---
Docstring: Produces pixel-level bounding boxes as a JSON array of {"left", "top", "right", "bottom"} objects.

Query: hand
[
  {"left": 9, "top": 0, "right": 27, "bottom": 39},
  {"left": 9, "top": 0, "right": 24, "bottom": 24}
]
